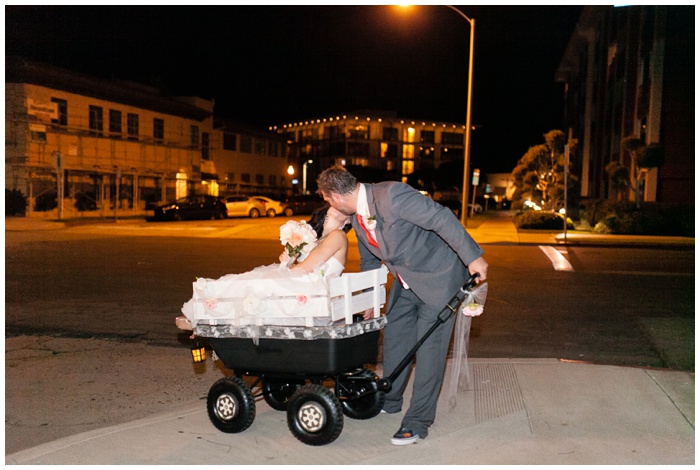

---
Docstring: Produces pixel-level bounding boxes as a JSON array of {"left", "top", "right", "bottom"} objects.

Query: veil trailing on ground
[{"left": 447, "top": 281, "right": 488, "bottom": 409}]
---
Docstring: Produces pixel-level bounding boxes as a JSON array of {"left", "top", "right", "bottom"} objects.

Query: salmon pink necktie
[{"left": 357, "top": 215, "right": 379, "bottom": 248}]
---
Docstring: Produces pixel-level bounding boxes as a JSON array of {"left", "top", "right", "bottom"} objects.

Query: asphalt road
[{"left": 5, "top": 218, "right": 694, "bottom": 368}]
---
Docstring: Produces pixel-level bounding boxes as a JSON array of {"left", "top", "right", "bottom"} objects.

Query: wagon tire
[
  {"left": 249, "top": 208, "right": 260, "bottom": 218},
  {"left": 262, "top": 379, "right": 304, "bottom": 411},
  {"left": 207, "top": 377, "right": 256, "bottom": 433},
  {"left": 341, "top": 390, "right": 385, "bottom": 420},
  {"left": 287, "top": 384, "right": 343, "bottom": 446},
  {"left": 283, "top": 208, "right": 294, "bottom": 217},
  {"left": 266, "top": 209, "right": 276, "bottom": 218}
]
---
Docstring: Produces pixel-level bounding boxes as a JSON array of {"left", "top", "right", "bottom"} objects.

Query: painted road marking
[{"left": 539, "top": 245, "right": 574, "bottom": 271}]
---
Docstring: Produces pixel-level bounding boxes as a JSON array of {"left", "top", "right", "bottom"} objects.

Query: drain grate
[{"left": 473, "top": 363, "right": 525, "bottom": 423}]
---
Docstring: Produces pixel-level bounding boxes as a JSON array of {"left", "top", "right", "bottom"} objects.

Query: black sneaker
[{"left": 391, "top": 427, "right": 419, "bottom": 446}]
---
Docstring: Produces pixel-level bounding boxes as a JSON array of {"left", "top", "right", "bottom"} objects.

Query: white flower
[
  {"left": 243, "top": 293, "right": 264, "bottom": 315},
  {"left": 280, "top": 220, "right": 317, "bottom": 259},
  {"left": 195, "top": 277, "right": 208, "bottom": 290},
  {"left": 365, "top": 215, "right": 377, "bottom": 231},
  {"left": 461, "top": 303, "right": 484, "bottom": 317}
]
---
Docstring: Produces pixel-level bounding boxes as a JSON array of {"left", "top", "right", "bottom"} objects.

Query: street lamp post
[
  {"left": 444, "top": 5, "right": 475, "bottom": 226},
  {"left": 302, "top": 159, "right": 313, "bottom": 195}
]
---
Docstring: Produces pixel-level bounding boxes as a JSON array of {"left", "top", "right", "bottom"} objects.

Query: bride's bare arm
[{"left": 293, "top": 231, "right": 344, "bottom": 273}]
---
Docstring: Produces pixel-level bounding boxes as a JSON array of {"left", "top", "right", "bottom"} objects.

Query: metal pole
[{"left": 445, "top": 5, "right": 475, "bottom": 227}]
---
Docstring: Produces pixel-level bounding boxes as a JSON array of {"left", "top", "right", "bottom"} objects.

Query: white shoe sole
[{"left": 391, "top": 436, "right": 419, "bottom": 446}]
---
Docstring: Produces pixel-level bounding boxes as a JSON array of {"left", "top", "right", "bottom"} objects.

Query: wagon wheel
[
  {"left": 287, "top": 384, "right": 343, "bottom": 446},
  {"left": 337, "top": 370, "right": 385, "bottom": 420},
  {"left": 262, "top": 379, "right": 305, "bottom": 411},
  {"left": 207, "top": 376, "right": 256, "bottom": 433},
  {"left": 341, "top": 389, "right": 385, "bottom": 420}
]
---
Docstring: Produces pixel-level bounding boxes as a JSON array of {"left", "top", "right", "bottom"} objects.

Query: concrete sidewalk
[{"left": 5, "top": 358, "right": 694, "bottom": 465}]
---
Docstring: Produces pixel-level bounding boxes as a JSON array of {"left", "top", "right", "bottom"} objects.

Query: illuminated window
[
  {"left": 402, "top": 159, "right": 414, "bottom": 175},
  {"left": 402, "top": 144, "right": 415, "bottom": 160},
  {"left": 403, "top": 127, "right": 416, "bottom": 142},
  {"left": 176, "top": 172, "right": 188, "bottom": 199}
]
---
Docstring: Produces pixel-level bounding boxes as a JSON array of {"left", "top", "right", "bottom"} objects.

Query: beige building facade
[{"left": 5, "top": 58, "right": 292, "bottom": 219}]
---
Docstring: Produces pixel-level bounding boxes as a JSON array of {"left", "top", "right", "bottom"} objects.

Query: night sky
[{"left": 6, "top": 5, "right": 583, "bottom": 173}]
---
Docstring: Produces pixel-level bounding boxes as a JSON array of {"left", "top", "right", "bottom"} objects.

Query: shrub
[
  {"left": 34, "top": 192, "right": 58, "bottom": 212},
  {"left": 514, "top": 211, "right": 572, "bottom": 230},
  {"left": 5, "top": 189, "right": 26, "bottom": 216},
  {"left": 592, "top": 203, "right": 693, "bottom": 236}
]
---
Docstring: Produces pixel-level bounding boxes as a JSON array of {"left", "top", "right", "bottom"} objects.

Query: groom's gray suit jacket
[{"left": 353, "top": 182, "right": 484, "bottom": 313}]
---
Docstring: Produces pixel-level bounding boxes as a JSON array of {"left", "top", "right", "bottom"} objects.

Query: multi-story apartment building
[
  {"left": 555, "top": 5, "right": 694, "bottom": 205},
  {"left": 5, "top": 58, "right": 292, "bottom": 218},
  {"left": 213, "top": 118, "right": 290, "bottom": 200},
  {"left": 271, "top": 110, "right": 466, "bottom": 193}
]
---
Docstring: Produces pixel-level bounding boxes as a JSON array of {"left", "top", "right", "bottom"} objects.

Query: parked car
[
  {"left": 153, "top": 195, "right": 227, "bottom": 221},
  {"left": 224, "top": 196, "right": 266, "bottom": 218},
  {"left": 438, "top": 199, "right": 483, "bottom": 218},
  {"left": 252, "top": 196, "right": 285, "bottom": 217},
  {"left": 281, "top": 194, "right": 327, "bottom": 217}
]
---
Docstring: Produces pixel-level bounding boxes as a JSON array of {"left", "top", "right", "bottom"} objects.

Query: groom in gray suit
[{"left": 317, "top": 165, "right": 488, "bottom": 446}]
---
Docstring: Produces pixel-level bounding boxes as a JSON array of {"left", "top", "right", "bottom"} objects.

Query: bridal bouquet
[{"left": 280, "top": 220, "right": 317, "bottom": 262}]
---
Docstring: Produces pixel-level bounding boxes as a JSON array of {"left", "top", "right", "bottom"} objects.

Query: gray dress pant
[{"left": 382, "top": 286, "right": 456, "bottom": 438}]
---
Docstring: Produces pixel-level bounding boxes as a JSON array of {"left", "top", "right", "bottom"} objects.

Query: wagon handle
[{"left": 377, "top": 273, "right": 480, "bottom": 393}]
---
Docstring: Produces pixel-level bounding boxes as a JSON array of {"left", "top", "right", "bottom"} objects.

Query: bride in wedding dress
[{"left": 177, "top": 205, "right": 351, "bottom": 330}]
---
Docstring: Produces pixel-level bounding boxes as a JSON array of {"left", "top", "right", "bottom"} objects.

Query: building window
[
  {"left": 109, "top": 109, "right": 122, "bottom": 138},
  {"left": 420, "top": 146, "right": 435, "bottom": 159},
  {"left": 51, "top": 98, "right": 68, "bottom": 127},
  {"left": 89, "top": 105, "right": 103, "bottom": 136},
  {"left": 349, "top": 124, "right": 369, "bottom": 139},
  {"left": 241, "top": 173, "right": 251, "bottom": 183},
  {"left": 153, "top": 118, "right": 164, "bottom": 143},
  {"left": 382, "top": 127, "right": 398, "bottom": 141},
  {"left": 441, "top": 131, "right": 463, "bottom": 146},
  {"left": 190, "top": 125, "right": 199, "bottom": 147},
  {"left": 127, "top": 113, "right": 139, "bottom": 141},
  {"left": 255, "top": 139, "right": 266, "bottom": 155},
  {"left": 268, "top": 141, "right": 278, "bottom": 156},
  {"left": 240, "top": 135, "right": 252, "bottom": 153},
  {"left": 226, "top": 172, "right": 235, "bottom": 182},
  {"left": 269, "top": 175, "right": 277, "bottom": 186},
  {"left": 255, "top": 174, "right": 264, "bottom": 185},
  {"left": 381, "top": 142, "right": 398, "bottom": 158},
  {"left": 223, "top": 133, "right": 236, "bottom": 151},
  {"left": 402, "top": 144, "right": 415, "bottom": 160},
  {"left": 29, "top": 123, "right": 47, "bottom": 142},
  {"left": 201, "top": 132, "right": 210, "bottom": 160},
  {"left": 421, "top": 130, "right": 435, "bottom": 143}
]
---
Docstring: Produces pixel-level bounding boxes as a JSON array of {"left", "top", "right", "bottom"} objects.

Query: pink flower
[
  {"left": 296, "top": 294, "right": 308, "bottom": 306},
  {"left": 205, "top": 299, "right": 218, "bottom": 310}
]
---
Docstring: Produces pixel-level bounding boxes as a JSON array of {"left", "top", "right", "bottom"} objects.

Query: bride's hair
[
  {"left": 308, "top": 205, "right": 330, "bottom": 238},
  {"left": 308, "top": 204, "right": 351, "bottom": 238}
]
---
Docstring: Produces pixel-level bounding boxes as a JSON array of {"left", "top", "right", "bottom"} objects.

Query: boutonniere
[{"left": 365, "top": 215, "right": 377, "bottom": 231}]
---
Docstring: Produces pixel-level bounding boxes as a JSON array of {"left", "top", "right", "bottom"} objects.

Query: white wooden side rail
[
  {"left": 329, "top": 265, "right": 389, "bottom": 325},
  {"left": 189, "top": 266, "right": 389, "bottom": 328}
]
